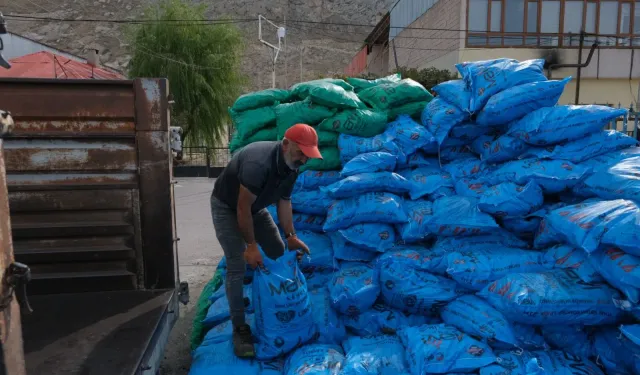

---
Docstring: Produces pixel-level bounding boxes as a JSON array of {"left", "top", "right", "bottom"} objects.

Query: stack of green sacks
[
  {"left": 228, "top": 89, "right": 292, "bottom": 153},
  {"left": 357, "top": 76, "right": 434, "bottom": 121}
]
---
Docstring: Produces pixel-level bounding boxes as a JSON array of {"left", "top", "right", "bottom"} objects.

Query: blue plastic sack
[
  {"left": 377, "top": 246, "right": 449, "bottom": 275},
  {"left": 421, "top": 196, "right": 500, "bottom": 237},
  {"left": 268, "top": 205, "right": 327, "bottom": 232},
  {"left": 380, "top": 259, "right": 464, "bottom": 315},
  {"left": 456, "top": 58, "right": 547, "bottom": 113},
  {"left": 253, "top": 251, "right": 316, "bottom": 359},
  {"left": 479, "top": 350, "right": 604, "bottom": 375},
  {"left": 189, "top": 340, "right": 261, "bottom": 375},
  {"left": 483, "top": 158, "right": 590, "bottom": 194},
  {"left": 386, "top": 115, "right": 437, "bottom": 160},
  {"left": 431, "top": 79, "right": 471, "bottom": 112},
  {"left": 421, "top": 97, "right": 470, "bottom": 145},
  {"left": 291, "top": 190, "right": 333, "bottom": 215},
  {"left": 478, "top": 269, "right": 625, "bottom": 325},
  {"left": 201, "top": 315, "right": 257, "bottom": 346},
  {"left": 593, "top": 327, "right": 640, "bottom": 375},
  {"left": 341, "top": 152, "right": 396, "bottom": 177},
  {"left": 446, "top": 246, "right": 545, "bottom": 291},
  {"left": 541, "top": 245, "right": 603, "bottom": 283},
  {"left": 622, "top": 325, "right": 640, "bottom": 346},
  {"left": 456, "top": 180, "right": 544, "bottom": 217},
  {"left": 204, "top": 283, "right": 254, "bottom": 326},
  {"left": 540, "top": 325, "right": 594, "bottom": 359},
  {"left": 589, "top": 247, "right": 640, "bottom": 303},
  {"left": 321, "top": 172, "right": 410, "bottom": 199},
  {"left": 306, "top": 272, "right": 332, "bottom": 291},
  {"left": 295, "top": 170, "right": 342, "bottom": 191},
  {"left": 441, "top": 295, "right": 518, "bottom": 345},
  {"left": 440, "top": 145, "right": 476, "bottom": 162},
  {"left": 338, "top": 133, "right": 399, "bottom": 165},
  {"left": 308, "top": 287, "right": 347, "bottom": 345},
  {"left": 339, "top": 223, "right": 396, "bottom": 252},
  {"left": 479, "top": 181, "right": 544, "bottom": 217},
  {"left": 296, "top": 231, "right": 336, "bottom": 274},
  {"left": 524, "top": 130, "right": 639, "bottom": 164},
  {"left": 471, "top": 134, "right": 530, "bottom": 164},
  {"left": 324, "top": 192, "right": 408, "bottom": 231},
  {"left": 575, "top": 156, "right": 640, "bottom": 203},
  {"left": 442, "top": 157, "right": 488, "bottom": 181},
  {"left": 395, "top": 151, "right": 439, "bottom": 170},
  {"left": 507, "top": 105, "right": 628, "bottom": 146},
  {"left": 329, "top": 262, "right": 380, "bottom": 315},
  {"left": 398, "top": 167, "right": 454, "bottom": 200},
  {"left": 328, "top": 232, "right": 378, "bottom": 262},
  {"left": 341, "top": 302, "right": 431, "bottom": 336},
  {"left": 434, "top": 230, "right": 529, "bottom": 252},
  {"left": 450, "top": 122, "right": 499, "bottom": 143},
  {"left": 284, "top": 344, "right": 345, "bottom": 375},
  {"left": 216, "top": 258, "right": 255, "bottom": 283},
  {"left": 342, "top": 335, "right": 407, "bottom": 375},
  {"left": 580, "top": 146, "right": 640, "bottom": 173},
  {"left": 502, "top": 202, "right": 568, "bottom": 241},
  {"left": 544, "top": 199, "right": 640, "bottom": 255},
  {"left": 398, "top": 200, "right": 434, "bottom": 243},
  {"left": 399, "top": 324, "right": 496, "bottom": 374},
  {"left": 476, "top": 77, "right": 571, "bottom": 126}
]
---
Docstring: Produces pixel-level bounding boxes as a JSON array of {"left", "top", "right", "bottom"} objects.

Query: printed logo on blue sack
[{"left": 275, "top": 310, "right": 296, "bottom": 324}]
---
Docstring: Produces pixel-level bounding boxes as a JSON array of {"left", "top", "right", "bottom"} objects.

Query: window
[
  {"left": 466, "top": 0, "right": 640, "bottom": 48},
  {"left": 469, "top": 0, "right": 488, "bottom": 32},
  {"left": 490, "top": 0, "right": 502, "bottom": 31}
]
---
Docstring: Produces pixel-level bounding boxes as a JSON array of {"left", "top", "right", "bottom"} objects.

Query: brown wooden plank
[
  {"left": 9, "top": 190, "right": 133, "bottom": 212},
  {"left": 10, "top": 210, "right": 131, "bottom": 226},
  {"left": 7, "top": 172, "right": 138, "bottom": 190},
  {"left": 10, "top": 120, "right": 135, "bottom": 137}
]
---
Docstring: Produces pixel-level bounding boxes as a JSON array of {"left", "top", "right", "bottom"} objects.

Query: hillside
[{"left": 4, "top": 0, "right": 394, "bottom": 91}]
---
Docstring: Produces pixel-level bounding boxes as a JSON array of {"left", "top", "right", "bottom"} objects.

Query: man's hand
[
  {"left": 287, "top": 235, "right": 310, "bottom": 260},
  {"left": 244, "top": 243, "right": 263, "bottom": 269}
]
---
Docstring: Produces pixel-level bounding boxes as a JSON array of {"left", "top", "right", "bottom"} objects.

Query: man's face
[{"left": 283, "top": 140, "right": 308, "bottom": 169}]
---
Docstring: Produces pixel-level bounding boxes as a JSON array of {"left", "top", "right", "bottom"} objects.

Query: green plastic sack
[
  {"left": 358, "top": 79, "right": 433, "bottom": 110},
  {"left": 346, "top": 73, "right": 402, "bottom": 92},
  {"left": 229, "top": 106, "right": 276, "bottom": 140},
  {"left": 229, "top": 127, "right": 278, "bottom": 152},
  {"left": 388, "top": 101, "right": 430, "bottom": 120},
  {"left": 299, "top": 147, "right": 341, "bottom": 172},
  {"left": 275, "top": 98, "right": 337, "bottom": 139},
  {"left": 317, "top": 130, "right": 339, "bottom": 146},
  {"left": 291, "top": 79, "right": 354, "bottom": 99},
  {"left": 309, "top": 82, "right": 367, "bottom": 109},
  {"left": 231, "top": 88, "right": 292, "bottom": 112},
  {"left": 318, "top": 109, "right": 388, "bottom": 137}
]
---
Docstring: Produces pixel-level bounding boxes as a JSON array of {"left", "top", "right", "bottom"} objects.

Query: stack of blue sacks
[{"left": 192, "top": 58, "right": 640, "bottom": 375}]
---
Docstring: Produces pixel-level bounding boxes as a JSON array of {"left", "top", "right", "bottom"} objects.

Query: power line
[{"left": 5, "top": 14, "right": 256, "bottom": 25}]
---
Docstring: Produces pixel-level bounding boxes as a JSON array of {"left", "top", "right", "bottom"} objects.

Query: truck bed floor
[{"left": 21, "top": 289, "right": 174, "bottom": 375}]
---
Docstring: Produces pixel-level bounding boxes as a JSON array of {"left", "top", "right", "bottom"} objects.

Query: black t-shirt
[{"left": 212, "top": 141, "right": 298, "bottom": 214}]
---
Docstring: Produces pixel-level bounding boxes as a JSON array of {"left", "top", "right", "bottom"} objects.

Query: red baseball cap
[{"left": 284, "top": 124, "right": 323, "bottom": 159}]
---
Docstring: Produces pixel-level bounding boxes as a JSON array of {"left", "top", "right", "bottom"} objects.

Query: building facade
[{"left": 352, "top": 0, "right": 640, "bottom": 107}]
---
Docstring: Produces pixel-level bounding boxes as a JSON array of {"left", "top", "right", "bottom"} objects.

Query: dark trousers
[{"left": 210, "top": 195, "right": 285, "bottom": 327}]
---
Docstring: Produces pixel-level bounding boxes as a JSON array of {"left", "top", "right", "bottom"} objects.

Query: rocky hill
[{"left": 4, "top": 0, "right": 394, "bottom": 91}]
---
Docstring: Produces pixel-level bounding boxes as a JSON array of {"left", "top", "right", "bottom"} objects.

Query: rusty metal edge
[
  {"left": 0, "top": 139, "right": 27, "bottom": 375},
  {"left": 131, "top": 189, "right": 145, "bottom": 290},
  {"left": 0, "top": 77, "right": 134, "bottom": 86}
]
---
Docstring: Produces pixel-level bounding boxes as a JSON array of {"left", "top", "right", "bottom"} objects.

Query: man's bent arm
[
  {"left": 237, "top": 184, "right": 257, "bottom": 245},
  {"left": 277, "top": 199, "right": 295, "bottom": 235}
]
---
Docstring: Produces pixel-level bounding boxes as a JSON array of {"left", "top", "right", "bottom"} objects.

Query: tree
[
  {"left": 394, "top": 66, "right": 458, "bottom": 90},
  {"left": 126, "top": 0, "right": 246, "bottom": 147}
]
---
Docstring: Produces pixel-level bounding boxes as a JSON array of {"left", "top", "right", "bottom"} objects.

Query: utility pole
[{"left": 258, "top": 15, "right": 286, "bottom": 88}]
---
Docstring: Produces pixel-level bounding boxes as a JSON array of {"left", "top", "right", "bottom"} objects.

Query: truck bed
[{"left": 21, "top": 289, "right": 175, "bottom": 375}]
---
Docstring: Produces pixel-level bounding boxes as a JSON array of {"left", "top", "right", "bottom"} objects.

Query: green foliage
[
  {"left": 126, "top": 0, "right": 246, "bottom": 147},
  {"left": 394, "top": 66, "right": 458, "bottom": 91}
]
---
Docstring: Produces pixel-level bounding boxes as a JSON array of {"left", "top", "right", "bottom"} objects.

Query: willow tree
[{"left": 127, "top": 0, "right": 246, "bottom": 147}]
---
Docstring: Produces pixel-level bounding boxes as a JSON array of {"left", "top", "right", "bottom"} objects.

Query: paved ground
[{"left": 159, "top": 178, "right": 223, "bottom": 375}]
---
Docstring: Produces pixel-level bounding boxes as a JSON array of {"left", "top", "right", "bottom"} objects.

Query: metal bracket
[
  {"left": 0, "top": 262, "right": 32, "bottom": 314},
  {"left": 178, "top": 282, "right": 189, "bottom": 305}
]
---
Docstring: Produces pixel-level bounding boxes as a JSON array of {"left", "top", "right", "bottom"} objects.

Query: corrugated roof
[{"left": 0, "top": 51, "right": 125, "bottom": 80}]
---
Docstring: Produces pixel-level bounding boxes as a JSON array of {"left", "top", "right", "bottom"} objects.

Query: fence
[{"left": 173, "top": 146, "right": 231, "bottom": 178}]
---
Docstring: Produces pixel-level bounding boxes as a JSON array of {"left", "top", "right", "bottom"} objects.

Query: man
[{"left": 210, "top": 123, "right": 322, "bottom": 358}]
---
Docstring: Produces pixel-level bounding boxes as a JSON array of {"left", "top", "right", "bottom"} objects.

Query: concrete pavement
[{"left": 159, "top": 178, "right": 223, "bottom": 375}]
